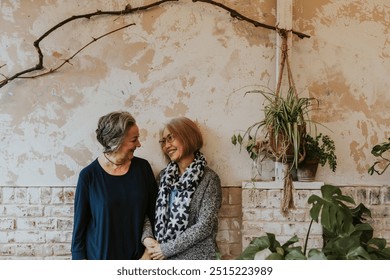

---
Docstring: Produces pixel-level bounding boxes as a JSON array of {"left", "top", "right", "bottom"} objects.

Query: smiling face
[
  {"left": 117, "top": 124, "right": 141, "bottom": 160},
  {"left": 161, "top": 128, "right": 183, "bottom": 162},
  {"left": 159, "top": 117, "right": 203, "bottom": 172},
  {"left": 161, "top": 128, "right": 196, "bottom": 170}
]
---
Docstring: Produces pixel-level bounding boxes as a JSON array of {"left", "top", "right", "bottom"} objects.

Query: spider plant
[{"left": 232, "top": 86, "right": 318, "bottom": 169}]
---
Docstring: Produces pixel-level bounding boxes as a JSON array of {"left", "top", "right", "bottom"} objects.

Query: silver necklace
[{"left": 103, "top": 153, "right": 128, "bottom": 166}]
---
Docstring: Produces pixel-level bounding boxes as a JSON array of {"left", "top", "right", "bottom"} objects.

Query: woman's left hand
[
  {"left": 139, "top": 249, "right": 152, "bottom": 260},
  {"left": 149, "top": 243, "right": 166, "bottom": 260}
]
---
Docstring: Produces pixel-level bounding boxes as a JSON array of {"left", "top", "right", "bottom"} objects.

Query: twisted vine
[{"left": 0, "top": 0, "right": 310, "bottom": 89}]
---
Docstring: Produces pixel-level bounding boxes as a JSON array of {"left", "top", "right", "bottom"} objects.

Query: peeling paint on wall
[
  {"left": 1, "top": 0, "right": 390, "bottom": 186},
  {"left": 294, "top": 0, "right": 390, "bottom": 182}
]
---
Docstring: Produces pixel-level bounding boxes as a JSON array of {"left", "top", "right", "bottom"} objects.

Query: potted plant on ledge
[
  {"left": 231, "top": 29, "right": 320, "bottom": 215},
  {"left": 237, "top": 184, "right": 390, "bottom": 260},
  {"left": 297, "top": 133, "right": 337, "bottom": 181},
  {"left": 232, "top": 86, "right": 318, "bottom": 214},
  {"left": 232, "top": 86, "right": 317, "bottom": 168}
]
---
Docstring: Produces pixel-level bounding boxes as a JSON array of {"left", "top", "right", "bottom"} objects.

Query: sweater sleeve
[
  {"left": 141, "top": 217, "right": 154, "bottom": 242},
  {"left": 142, "top": 160, "right": 158, "bottom": 241},
  {"left": 147, "top": 162, "right": 158, "bottom": 233},
  {"left": 71, "top": 170, "right": 91, "bottom": 260},
  {"left": 160, "top": 172, "right": 222, "bottom": 257}
]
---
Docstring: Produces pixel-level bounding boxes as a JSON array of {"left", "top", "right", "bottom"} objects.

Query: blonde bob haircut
[{"left": 160, "top": 117, "right": 203, "bottom": 162}]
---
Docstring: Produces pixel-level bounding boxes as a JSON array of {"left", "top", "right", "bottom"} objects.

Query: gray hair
[{"left": 96, "top": 111, "right": 136, "bottom": 153}]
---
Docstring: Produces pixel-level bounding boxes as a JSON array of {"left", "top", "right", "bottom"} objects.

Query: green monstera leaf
[
  {"left": 237, "top": 185, "right": 390, "bottom": 260},
  {"left": 308, "top": 184, "right": 355, "bottom": 238},
  {"left": 237, "top": 233, "right": 305, "bottom": 260},
  {"left": 236, "top": 234, "right": 272, "bottom": 260}
]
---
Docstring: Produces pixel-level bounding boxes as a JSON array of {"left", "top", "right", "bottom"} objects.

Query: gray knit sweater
[{"left": 156, "top": 166, "right": 222, "bottom": 260}]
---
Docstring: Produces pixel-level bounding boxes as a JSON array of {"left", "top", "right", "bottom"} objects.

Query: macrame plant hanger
[{"left": 275, "top": 29, "right": 298, "bottom": 216}]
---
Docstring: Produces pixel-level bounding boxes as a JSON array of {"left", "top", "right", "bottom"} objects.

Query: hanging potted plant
[
  {"left": 256, "top": 86, "right": 316, "bottom": 168},
  {"left": 231, "top": 86, "right": 318, "bottom": 166},
  {"left": 232, "top": 86, "right": 318, "bottom": 212},
  {"left": 232, "top": 29, "right": 320, "bottom": 215},
  {"left": 297, "top": 133, "right": 337, "bottom": 181}
]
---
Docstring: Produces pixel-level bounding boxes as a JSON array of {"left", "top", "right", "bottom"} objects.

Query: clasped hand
[{"left": 142, "top": 237, "right": 166, "bottom": 260}]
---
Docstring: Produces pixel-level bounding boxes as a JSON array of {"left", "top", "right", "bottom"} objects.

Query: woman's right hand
[{"left": 143, "top": 237, "right": 158, "bottom": 250}]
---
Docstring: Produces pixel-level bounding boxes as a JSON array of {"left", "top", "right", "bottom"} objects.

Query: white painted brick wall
[
  {"left": 241, "top": 184, "right": 390, "bottom": 255},
  {"left": 0, "top": 185, "right": 389, "bottom": 259},
  {"left": 0, "top": 186, "right": 74, "bottom": 259}
]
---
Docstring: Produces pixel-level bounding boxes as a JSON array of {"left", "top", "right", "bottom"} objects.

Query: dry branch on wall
[
  {"left": 27, "top": 23, "right": 136, "bottom": 80},
  {"left": 0, "top": 0, "right": 310, "bottom": 89},
  {"left": 0, "top": 0, "right": 178, "bottom": 88},
  {"left": 194, "top": 0, "right": 310, "bottom": 39}
]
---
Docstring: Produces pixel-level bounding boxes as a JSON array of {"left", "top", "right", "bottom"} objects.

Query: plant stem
[{"left": 303, "top": 219, "right": 314, "bottom": 256}]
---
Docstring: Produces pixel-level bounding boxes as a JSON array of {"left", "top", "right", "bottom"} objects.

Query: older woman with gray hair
[{"left": 71, "top": 111, "right": 157, "bottom": 260}]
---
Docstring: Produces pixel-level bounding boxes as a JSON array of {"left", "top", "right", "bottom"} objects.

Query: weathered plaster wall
[
  {"left": 1, "top": 0, "right": 389, "bottom": 187},
  {"left": 293, "top": 0, "right": 390, "bottom": 185},
  {"left": 0, "top": 0, "right": 276, "bottom": 186}
]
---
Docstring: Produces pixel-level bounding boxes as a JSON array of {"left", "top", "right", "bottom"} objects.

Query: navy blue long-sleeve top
[{"left": 71, "top": 157, "right": 157, "bottom": 260}]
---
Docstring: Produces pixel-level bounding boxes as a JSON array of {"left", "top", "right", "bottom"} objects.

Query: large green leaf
[
  {"left": 265, "top": 232, "right": 282, "bottom": 251},
  {"left": 237, "top": 184, "right": 390, "bottom": 260},
  {"left": 368, "top": 138, "right": 390, "bottom": 175},
  {"left": 307, "top": 249, "right": 327, "bottom": 260},
  {"left": 236, "top": 233, "right": 303, "bottom": 260},
  {"left": 367, "top": 237, "right": 387, "bottom": 250},
  {"left": 266, "top": 253, "right": 284, "bottom": 260},
  {"left": 236, "top": 235, "right": 271, "bottom": 260},
  {"left": 366, "top": 238, "right": 390, "bottom": 259},
  {"left": 346, "top": 246, "right": 371, "bottom": 260},
  {"left": 308, "top": 185, "right": 355, "bottom": 237},
  {"left": 350, "top": 203, "right": 371, "bottom": 224},
  {"left": 369, "top": 247, "right": 390, "bottom": 260},
  {"left": 323, "top": 235, "right": 373, "bottom": 259},
  {"left": 281, "top": 235, "right": 300, "bottom": 249},
  {"left": 285, "top": 249, "right": 307, "bottom": 260}
]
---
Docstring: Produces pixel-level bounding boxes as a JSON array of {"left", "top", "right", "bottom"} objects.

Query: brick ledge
[{"left": 242, "top": 181, "right": 324, "bottom": 190}]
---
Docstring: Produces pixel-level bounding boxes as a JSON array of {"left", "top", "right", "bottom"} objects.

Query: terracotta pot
[{"left": 297, "top": 160, "right": 319, "bottom": 182}]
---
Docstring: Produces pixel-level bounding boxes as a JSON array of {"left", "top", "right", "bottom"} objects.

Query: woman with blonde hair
[{"left": 143, "top": 117, "right": 222, "bottom": 260}]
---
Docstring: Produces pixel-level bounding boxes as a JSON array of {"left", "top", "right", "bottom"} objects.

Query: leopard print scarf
[{"left": 154, "top": 151, "right": 206, "bottom": 243}]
